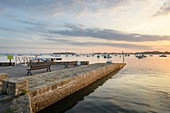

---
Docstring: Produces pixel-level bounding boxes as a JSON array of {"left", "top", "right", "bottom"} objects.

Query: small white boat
[
  {"left": 77, "top": 61, "right": 81, "bottom": 66},
  {"left": 106, "top": 60, "right": 112, "bottom": 64}
]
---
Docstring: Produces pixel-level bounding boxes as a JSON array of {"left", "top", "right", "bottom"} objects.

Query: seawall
[
  {"left": 0, "top": 62, "right": 15, "bottom": 66},
  {"left": 2, "top": 63, "right": 125, "bottom": 113}
]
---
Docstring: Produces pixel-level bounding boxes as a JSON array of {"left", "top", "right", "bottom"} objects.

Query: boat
[
  {"left": 30, "top": 56, "right": 62, "bottom": 62},
  {"left": 104, "top": 55, "right": 112, "bottom": 59},
  {"left": 149, "top": 54, "right": 153, "bottom": 57},
  {"left": 106, "top": 60, "right": 112, "bottom": 64},
  {"left": 159, "top": 54, "right": 167, "bottom": 57},
  {"left": 136, "top": 54, "right": 147, "bottom": 59},
  {"left": 86, "top": 54, "right": 90, "bottom": 57},
  {"left": 76, "top": 54, "right": 80, "bottom": 57}
]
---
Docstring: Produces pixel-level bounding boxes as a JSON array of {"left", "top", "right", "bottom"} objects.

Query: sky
[{"left": 1, "top": 0, "right": 170, "bottom": 53}]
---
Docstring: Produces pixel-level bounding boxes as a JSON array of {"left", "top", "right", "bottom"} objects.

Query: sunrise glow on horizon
[{"left": 1, "top": 0, "right": 170, "bottom": 53}]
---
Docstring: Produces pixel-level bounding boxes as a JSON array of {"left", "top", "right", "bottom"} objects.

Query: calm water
[
  {"left": 1, "top": 54, "right": 170, "bottom": 113},
  {"left": 41, "top": 55, "right": 170, "bottom": 113}
]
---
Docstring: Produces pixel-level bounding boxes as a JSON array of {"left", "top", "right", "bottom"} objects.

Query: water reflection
[
  {"left": 38, "top": 69, "right": 121, "bottom": 113},
  {"left": 63, "top": 56, "right": 170, "bottom": 113}
]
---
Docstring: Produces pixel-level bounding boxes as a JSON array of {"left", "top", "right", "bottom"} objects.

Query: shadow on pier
[{"left": 38, "top": 69, "right": 121, "bottom": 113}]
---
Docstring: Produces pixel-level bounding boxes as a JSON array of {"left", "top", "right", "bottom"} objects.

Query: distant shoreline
[{"left": 1, "top": 51, "right": 170, "bottom": 56}]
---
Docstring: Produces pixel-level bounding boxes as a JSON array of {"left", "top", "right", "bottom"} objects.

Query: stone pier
[
  {"left": 0, "top": 73, "right": 8, "bottom": 88},
  {"left": 2, "top": 63, "right": 125, "bottom": 113},
  {"left": 2, "top": 79, "right": 28, "bottom": 96}
]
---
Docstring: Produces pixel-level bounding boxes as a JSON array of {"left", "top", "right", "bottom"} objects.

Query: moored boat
[
  {"left": 159, "top": 54, "right": 167, "bottom": 57},
  {"left": 136, "top": 54, "right": 147, "bottom": 59}
]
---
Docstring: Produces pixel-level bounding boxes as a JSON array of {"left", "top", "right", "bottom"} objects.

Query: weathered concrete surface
[
  {"left": 51, "top": 61, "right": 89, "bottom": 65},
  {"left": 0, "top": 64, "right": 65, "bottom": 78},
  {"left": 0, "top": 61, "right": 89, "bottom": 78},
  {"left": 10, "top": 94, "right": 32, "bottom": 113},
  {"left": 0, "top": 95, "right": 13, "bottom": 113},
  {"left": 6, "top": 63, "right": 125, "bottom": 113}
]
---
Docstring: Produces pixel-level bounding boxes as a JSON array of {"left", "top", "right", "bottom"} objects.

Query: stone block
[
  {"left": 51, "top": 83, "right": 58, "bottom": 90},
  {"left": 38, "top": 86, "right": 51, "bottom": 94},
  {"left": 29, "top": 90, "right": 39, "bottom": 98},
  {"left": 2, "top": 79, "right": 28, "bottom": 96},
  {"left": 0, "top": 73, "right": 8, "bottom": 87}
]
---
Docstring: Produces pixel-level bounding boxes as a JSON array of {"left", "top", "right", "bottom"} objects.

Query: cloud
[
  {"left": 154, "top": 1, "right": 170, "bottom": 16},
  {"left": 45, "top": 37, "right": 151, "bottom": 50},
  {"left": 16, "top": 20, "right": 48, "bottom": 27},
  {"left": 0, "top": 0, "right": 127, "bottom": 16},
  {"left": 0, "top": 26, "right": 19, "bottom": 32},
  {"left": 48, "top": 26, "right": 170, "bottom": 42},
  {"left": 15, "top": 20, "right": 53, "bottom": 33},
  {"left": 6, "top": 17, "right": 169, "bottom": 43},
  {"left": 0, "top": 8, "right": 6, "bottom": 13},
  {"left": 0, "top": 37, "right": 7, "bottom": 40},
  {"left": 0, "top": 18, "right": 61, "bottom": 34}
]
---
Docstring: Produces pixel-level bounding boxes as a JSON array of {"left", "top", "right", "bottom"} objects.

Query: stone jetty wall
[
  {"left": 29, "top": 63, "right": 125, "bottom": 113},
  {"left": 0, "top": 73, "right": 8, "bottom": 88},
  {"left": 2, "top": 63, "right": 125, "bottom": 113},
  {"left": 51, "top": 61, "right": 89, "bottom": 65},
  {"left": 0, "top": 62, "right": 15, "bottom": 66},
  {"left": 2, "top": 79, "right": 28, "bottom": 96}
]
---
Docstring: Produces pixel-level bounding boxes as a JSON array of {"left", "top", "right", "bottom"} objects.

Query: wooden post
[
  {"left": 15, "top": 56, "right": 18, "bottom": 65},
  {"left": 122, "top": 51, "right": 125, "bottom": 63},
  {"left": 9, "top": 59, "right": 12, "bottom": 66}
]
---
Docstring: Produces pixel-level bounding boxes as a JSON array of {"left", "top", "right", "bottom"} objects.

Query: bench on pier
[
  {"left": 64, "top": 61, "right": 78, "bottom": 68},
  {"left": 27, "top": 63, "right": 51, "bottom": 75}
]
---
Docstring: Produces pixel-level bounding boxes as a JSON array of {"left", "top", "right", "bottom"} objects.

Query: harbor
[
  {"left": 0, "top": 53, "right": 127, "bottom": 113},
  {"left": 1, "top": 54, "right": 170, "bottom": 113},
  {"left": 0, "top": 61, "right": 125, "bottom": 113}
]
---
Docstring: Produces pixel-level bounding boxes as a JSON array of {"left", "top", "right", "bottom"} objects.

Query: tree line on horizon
[{"left": 135, "top": 51, "right": 170, "bottom": 54}]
